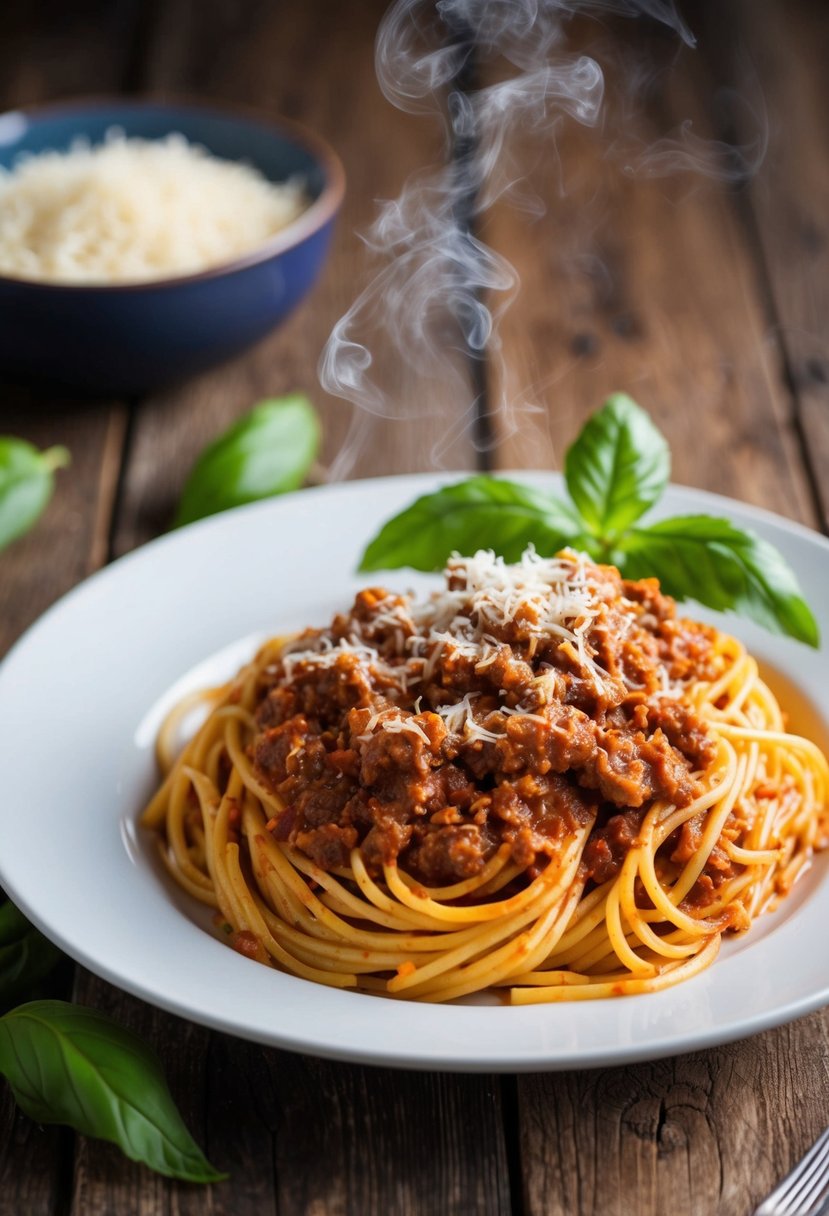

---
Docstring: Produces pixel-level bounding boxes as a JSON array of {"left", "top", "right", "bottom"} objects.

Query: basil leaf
[
  {"left": 564, "top": 394, "right": 669, "bottom": 539},
  {"left": 0, "top": 1001, "right": 225, "bottom": 1182},
  {"left": 620, "top": 515, "right": 820, "bottom": 647},
  {"left": 0, "top": 439, "right": 70, "bottom": 552},
  {"left": 359, "top": 476, "right": 583, "bottom": 571},
  {"left": 0, "top": 902, "right": 62, "bottom": 1009},
  {"left": 174, "top": 395, "right": 320, "bottom": 527},
  {"left": 358, "top": 399, "right": 820, "bottom": 647}
]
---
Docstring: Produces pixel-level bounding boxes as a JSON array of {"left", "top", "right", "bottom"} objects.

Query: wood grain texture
[
  {"left": 112, "top": 0, "right": 477, "bottom": 556},
  {"left": 0, "top": 7, "right": 134, "bottom": 1212},
  {"left": 0, "top": 1083, "right": 69, "bottom": 1216},
  {"left": 516, "top": 1013, "right": 829, "bottom": 1216},
  {"left": 484, "top": 12, "right": 829, "bottom": 1216},
  {"left": 0, "top": 0, "right": 135, "bottom": 648},
  {"left": 68, "top": 972, "right": 215, "bottom": 1216},
  {"left": 69, "top": 971, "right": 511, "bottom": 1216},
  {"left": 0, "top": 399, "right": 126, "bottom": 653},
  {"left": 694, "top": 0, "right": 829, "bottom": 531},
  {"left": 2, "top": 4, "right": 828, "bottom": 1215},
  {"left": 68, "top": 4, "right": 510, "bottom": 1215},
  {"left": 268, "top": 1053, "right": 509, "bottom": 1216},
  {"left": 481, "top": 18, "right": 815, "bottom": 528}
]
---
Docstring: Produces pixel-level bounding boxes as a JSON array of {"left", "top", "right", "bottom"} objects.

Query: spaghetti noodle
[{"left": 142, "top": 550, "right": 828, "bottom": 1002}]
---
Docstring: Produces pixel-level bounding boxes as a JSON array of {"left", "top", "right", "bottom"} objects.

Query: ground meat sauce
[{"left": 250, "top": 551, "right": 719, "bottom": 888}]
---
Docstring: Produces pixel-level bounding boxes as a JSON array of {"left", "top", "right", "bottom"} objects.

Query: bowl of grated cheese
[{"left": 0, "top": 100, "right": 345, "bottom": 393}]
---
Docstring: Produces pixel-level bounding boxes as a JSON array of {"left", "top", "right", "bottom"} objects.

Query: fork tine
[
  {"left": 789, "top": 1163, "right": 829, "bottom": 1213},
  {"left": 755, "top": 1129, "right": 829, "bottom": 1216},
  {"left": 779, "top": 1129, "right": 829, "bottom": 1215}
]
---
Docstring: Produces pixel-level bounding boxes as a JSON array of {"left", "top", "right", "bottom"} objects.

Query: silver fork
[{"left": 754, "top": 1127, "right": 829, "bottom": 1216}]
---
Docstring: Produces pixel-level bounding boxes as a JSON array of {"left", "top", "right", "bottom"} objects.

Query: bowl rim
[{"left": 0, "top": 96, "right": 346, "bottom": 292}]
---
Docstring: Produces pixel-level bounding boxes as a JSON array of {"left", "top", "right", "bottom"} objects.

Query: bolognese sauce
[{"left": 251, "top": 551, "right": 720, "bottom": 895}]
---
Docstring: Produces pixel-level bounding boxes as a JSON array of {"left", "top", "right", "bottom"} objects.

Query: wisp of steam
[{"left": 318, "top": 0, "right": 754, "bottom": 479}]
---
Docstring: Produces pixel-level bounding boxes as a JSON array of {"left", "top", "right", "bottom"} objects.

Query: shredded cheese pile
[
  {"left": 278, "top": 549, "right": 623, "bottom": 745},
  {"left": 0, "top": 132, "right": 306, "bottom": 283},
  {"left": 410, "top": 548, "right": 606, "bottom": 684}
]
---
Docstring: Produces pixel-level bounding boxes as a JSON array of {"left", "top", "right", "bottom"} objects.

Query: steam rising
[
  {"left": 319, "top": 0, "right": 756, "bottom": 478},
  {"left": 626, "top": 89, "right": 769, "bottom": 182}
]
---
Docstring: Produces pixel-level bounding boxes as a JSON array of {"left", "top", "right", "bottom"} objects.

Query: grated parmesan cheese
[
  {"left": 279, "top": 549, "right": 623, "bottom": 748},
  {"left": 0, "top": 131, "right": 306, "bottom": 284},
  {"left": 280, "top": 637, "right": 379, "bottom": 681},
  {"left": 410, "top": 547, "right": 611, "bottom": 698},
  {"left": 358, "top": 708, "right": 431, "bottom": 744}
]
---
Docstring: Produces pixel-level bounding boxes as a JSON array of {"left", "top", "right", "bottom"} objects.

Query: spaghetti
[{"left": 142, "top": 550, "right": 829, "bottom": 1003}]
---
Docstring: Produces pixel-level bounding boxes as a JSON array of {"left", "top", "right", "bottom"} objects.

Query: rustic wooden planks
[
  {"left": 66, "top": 3, "right": 510, "bottom": 1214},
  {"left": 0, "top": 0, "right": 136, "bottom": 653},
  {"left": 0, "top": 398, "right": 125, "bottom": 652},
  {"left": 111, "top": 0, "right": 479, "bottom": 556},
  {"left": 69, "top": 979, "right": 513, "bottom": 1216},
  {"left": 482, "top": 16, "right": 816, "bottom": 531},
  {"left": 695, "top": 0, "right": 829, "bottom": 531},
  {"left": 0, "top": 4, "right": 137, "bottom": 1212},
  {"left": 483, "top": 9, "right": 829, "bottom": 1216},
  {"left": 515, "top": 1015, "right": 829, "bottom": 1216},
  {"left": 2, "top": 2, "right": 828, "bottom": 1214}
]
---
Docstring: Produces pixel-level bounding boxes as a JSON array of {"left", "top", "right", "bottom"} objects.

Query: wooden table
[{"left": 2, "top": 1, "right": 828, "bottom": 1212}]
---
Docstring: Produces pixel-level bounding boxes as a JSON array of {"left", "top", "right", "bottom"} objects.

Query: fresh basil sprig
[
  {"left": 0, "top": 1001, "right": 225, "bottom": 1183},
  {"left": 174, "top": 394, "right": 320, "bottom": 527},
  {"left": 0, "top": 900, "right": 63, "bottom": 1012},
  {"left": 564, "top": 394, "right": 669, "bottom": 539},
  {"left": 361, "top": 476, "right": 584, "bottom": 571},
  {"left": 621, "top": 516, "right": 819, "bottom": 647},
  {"left": 0, "top": 438, "right": 70, "bottom": 553},
  {"left": 359, "top": 394, "right": 819, "bottom": 647}
]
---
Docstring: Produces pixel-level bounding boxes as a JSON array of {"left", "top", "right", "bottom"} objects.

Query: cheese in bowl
[{"left": 0, "top": 132, "right": 307, "bottom": 284}]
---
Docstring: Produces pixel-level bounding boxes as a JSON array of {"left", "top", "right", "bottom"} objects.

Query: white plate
[{"left": 1, "top": 474, "right": 828, "bottom": 1072}]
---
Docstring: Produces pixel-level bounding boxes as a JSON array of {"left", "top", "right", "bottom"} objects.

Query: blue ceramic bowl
[{"left": 0, "top": 100, "right": 344, "bottom": 394}]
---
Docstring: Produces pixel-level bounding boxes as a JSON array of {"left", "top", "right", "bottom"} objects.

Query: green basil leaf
[
  {"left": 0, "top": 1001, "right": 225, "bottom": 1182},
  {"left": 174, "top": 395, "right": 320, "bottom": 527},
  {"left": 359, "top": 476, "right": 584, "bottom": 571},
  {"left": 0, "top": 439, "right": 70, "bottom": 552},
  {"left": 620, "top": 515, "right": 820, "bottom": 647},
  {"left": 564, "top": 394, "right": 669, "bottom": 539},
  {"left": 0, "top": 902, "right": 62, "bottom": 1008}
]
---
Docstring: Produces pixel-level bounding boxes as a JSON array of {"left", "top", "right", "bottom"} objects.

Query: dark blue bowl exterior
[
  {"left": 0, "top": 219, "right": 336, "bottom": 393},
  {"left": 0, "top": 103, "right": 341, "bottom": 393}
]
